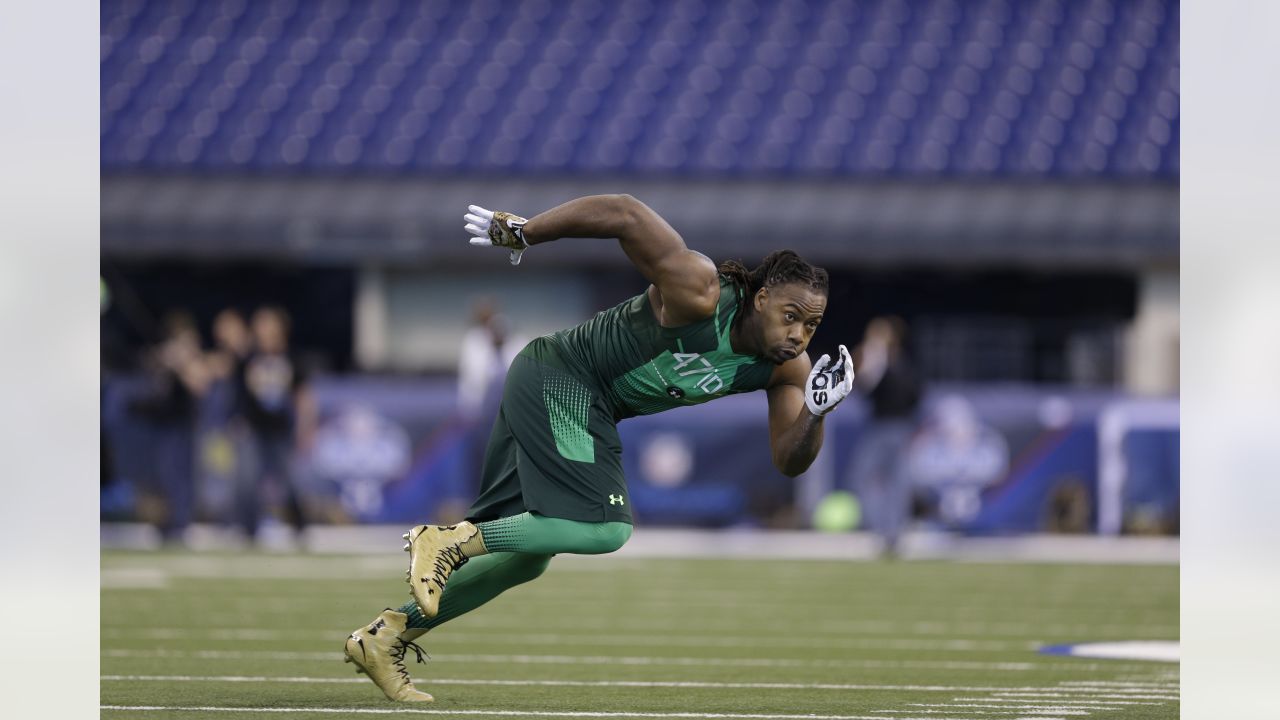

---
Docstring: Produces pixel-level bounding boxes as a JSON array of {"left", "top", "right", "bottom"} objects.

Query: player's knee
[
  {"left": 510, "top": 553, "right": 553, "bottom": 583},
  {"left": 591, "top": 522, "right": 632, "bottom": 554}
]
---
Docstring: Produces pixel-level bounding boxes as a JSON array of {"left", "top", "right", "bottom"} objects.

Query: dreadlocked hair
[{"left": 718, "top": 250, "right": 829, "bottom": 330}]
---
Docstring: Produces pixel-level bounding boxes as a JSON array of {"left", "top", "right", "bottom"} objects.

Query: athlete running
[{"left": 343, "top": 194, "right": 856, "bottom": 701}]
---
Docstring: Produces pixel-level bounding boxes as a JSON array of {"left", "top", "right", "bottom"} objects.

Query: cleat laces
[
  {"left": 389, "top": 637, "right": 429, "bottom": 687},
  {"left": 423, "top": 543, "right": 470, "bottom": 593}
]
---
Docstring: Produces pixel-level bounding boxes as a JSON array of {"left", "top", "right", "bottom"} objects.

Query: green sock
[
  {"left": 396, "top": 514, "right": 630, "bottom": 631},
  {"left": 475, "top": 512, "right": 632, "bottom": 555},
  {"left": 399, "top": 551, "right": 552, "bottom": 630}
]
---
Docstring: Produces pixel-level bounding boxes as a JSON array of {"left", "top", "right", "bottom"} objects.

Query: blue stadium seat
[{"left": 100, "top": 0, "right": 1179, "bottom": 178}]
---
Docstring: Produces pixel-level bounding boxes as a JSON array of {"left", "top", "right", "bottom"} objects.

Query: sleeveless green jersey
[{"left": 530, "top": 275, "right": 776, "bottom": 421}]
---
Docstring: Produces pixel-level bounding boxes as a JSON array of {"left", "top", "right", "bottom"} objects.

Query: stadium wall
[{"left": 101, "top": 176, "right": 1178, "bottom": 267}]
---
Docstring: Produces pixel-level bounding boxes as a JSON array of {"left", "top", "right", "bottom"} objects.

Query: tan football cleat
[
  {"left": 343, "top": 609, "right": 433, "bottom": 702},
  {"left": 403, "top": 522, "right": 480, "bottom": 617}
]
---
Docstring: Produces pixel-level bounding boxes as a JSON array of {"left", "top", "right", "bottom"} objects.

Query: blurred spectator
[
  {"left": 129, "top": 310, "right": 211, "bottom": 544},
  {"left": 194, "top": 308, "right": 254, "bottom": 523},
  {"left": 208, "top": 309, "right": 252, "bottom": 383},
  {"left": 311, "top": 405, "right": 412, "bottom": 522},
  {"left": 234, "top": 306, "right": 318, "bottom": 544},
  {"left": 455, "top": 298, "right": 526, "bottom": 510},
  {"left": 846, "top": 316, "right": 922, "bottom": 555},
  {"left": 904, "top": 395, "right": 1009, "bottom": 527},
  {"left": 100, "top": 276, "right": 130, "bottom": 514},
  {"left": 456, "top": 298, "right": 525, "bottom": 422}
]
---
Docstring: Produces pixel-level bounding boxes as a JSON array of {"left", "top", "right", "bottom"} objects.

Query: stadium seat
[{"left": 101, "top": 0, "right": 1178, "bottom": 178}]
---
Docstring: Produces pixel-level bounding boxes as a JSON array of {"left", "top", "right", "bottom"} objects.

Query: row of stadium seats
[{"left": 101, "top": 0, "right": 1178, "bottom": 177}]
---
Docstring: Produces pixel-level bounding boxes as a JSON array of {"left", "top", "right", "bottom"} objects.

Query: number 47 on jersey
[{"left": 672, "top": 352, "right": 724, "bottom": 394}]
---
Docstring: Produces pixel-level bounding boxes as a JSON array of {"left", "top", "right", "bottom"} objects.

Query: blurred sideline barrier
[
  {"left": 102, "top": 374, "right": 1178, "bottom": 536},
  {"left": 98, "top": 522, "right": 1179, "bottom": 564}
]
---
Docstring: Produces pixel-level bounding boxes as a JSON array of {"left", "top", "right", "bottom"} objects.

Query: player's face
[{"left": 753, "top": 283, "right": 827, "bottom": 364}]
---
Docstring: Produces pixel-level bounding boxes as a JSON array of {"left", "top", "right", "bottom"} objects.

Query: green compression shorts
[{"left": 466, "top": 340, "right": 632, "bottom": 524}]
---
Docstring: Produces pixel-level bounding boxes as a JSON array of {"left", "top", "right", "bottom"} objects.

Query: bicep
[{"left": 617, "top": 197, "right": 718, "bottom": 323}]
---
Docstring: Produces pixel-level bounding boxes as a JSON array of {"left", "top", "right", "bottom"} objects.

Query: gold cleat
[
  {"left": 343, "top": 609, "right": 433, "bottom": 702},
  {"left": 403, "top": 522, "right": 479, "bottom": 617}
]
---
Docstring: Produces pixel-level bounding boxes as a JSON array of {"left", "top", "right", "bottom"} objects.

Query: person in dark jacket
[
  {"left": 847, "top": 316, "right": 922, "bottom": 556},
  {"left": 131, "top": 310, "right": 210, "bottom": 543},
  {"left": 234, "top": 306, "right": 317, "bottom": 544}
]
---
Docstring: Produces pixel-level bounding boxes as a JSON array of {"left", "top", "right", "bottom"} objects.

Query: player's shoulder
[
  {"left": 650, "top": 254, "right": 720, "bottom": 325},
  {"left": 684, "top": 250, "right": 721, "bottom": 308}
]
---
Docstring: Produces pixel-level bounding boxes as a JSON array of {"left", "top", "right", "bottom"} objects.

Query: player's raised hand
[
  {"left": 804, "top": 344, "right": 855, "bottom": 416},
  {"left": 465, "top": 204, "right": 529, "bottom": 265}
]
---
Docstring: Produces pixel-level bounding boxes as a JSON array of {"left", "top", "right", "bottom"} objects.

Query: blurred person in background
[
  {"left": 234, "top": 306, "right": 318, "bottom": 545},
  {"left": 456, "top": 298, "right": 525, "bottom": 422},
  {"left": 195, "top": 308, "right": 254, "bottom": 525},
  {"left": 903, "top": 395, "right": 1009, "bottom": 529},
  {"left": 311, "top": 404, "right": 412, "bottom": 523},
  {"left": 456, "top": 298, "right": 526, "bottom": 505},
  {"left": 129, "top": 310, "right": 211, "bottom": 544},
  {"left": 100, "top": 277, "right": 124, "bottom": 506},
  {"left": 342, "top": 194, "right": 856, "bottom": 703},
  {"left": 207, "top": 308, "right": 252, "bottom": 384},
  {"left": 846, "top": 316, "right": 922, "bottom": 557}
]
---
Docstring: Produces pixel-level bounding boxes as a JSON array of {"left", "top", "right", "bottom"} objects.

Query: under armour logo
[{"left": 609, "top": 494, "right": 625, "bottom": 506}]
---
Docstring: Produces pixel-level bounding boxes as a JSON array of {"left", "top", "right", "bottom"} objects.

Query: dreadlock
[{"left": 718, "top": 250, "right": 829, "bottom": 330}]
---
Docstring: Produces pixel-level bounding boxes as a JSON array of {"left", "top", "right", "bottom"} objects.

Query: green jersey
[
  {"left": 537, "top": 275, "right": 776, "bottom": 420},
  {"left": 469, "top": 275, "right": 775, "bottom": 525}
]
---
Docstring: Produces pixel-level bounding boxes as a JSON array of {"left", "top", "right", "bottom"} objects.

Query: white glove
[
  {"left": 804, "top": 344, "right": 855, "bottom": 416},
  {"left": 465, "top": 204, "right": 529, "bottom": 266}
]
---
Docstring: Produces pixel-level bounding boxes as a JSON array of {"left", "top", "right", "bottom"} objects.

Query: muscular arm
[
  {"left": 521, "top": 194, "right": 719, "bottom": 325},
  {"left": 766, "top": 354, "right": 825, "bottom": 477}
]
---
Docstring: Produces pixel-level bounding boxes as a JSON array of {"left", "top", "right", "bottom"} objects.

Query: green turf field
[{"left": 102, "top": 550, "right": 1178, "bottom": 719}]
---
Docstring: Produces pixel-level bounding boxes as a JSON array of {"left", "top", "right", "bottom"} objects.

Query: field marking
[
  {"left": 99, "top": 649, "right": 1158, "bottom": 672},
  {"left": 949, "top": 698, "right": 1162, "bottom": 706},
  {"left": 99, "top": 705, "right": 1043, "bottom": 720},
  {"left": 102, "top": 586, "right": 1167, "bottom": 606},
  {"left": 1058, "top": 681, "right": 1178, "bottom": 688},
  {"left": 99, "top": 627, "right": 1035, "bottom": 652},
  {"left": 880, "top": 707, "right": 1080, "bottom": 712},
  {"left": 97, "top": 675, "right": 1172, "bottom": 695},
  {"left": 104, "top": 589, "right": 1170, "bottom": 618},
  {"left": 99, "top": 615, "right": 1180, "bottom": 639},
  {"left": 1000, "top": 685, "right": 1180, "bottom": 692},
  {"left": 896, "top": 702, "right": 1105, "bottom": 707},
  {"left": 1041, "top": 640, "right": 1178, "bottom": 663},
  {"left": 990, "top": 692, "right": 1179, "bottom": 701}
]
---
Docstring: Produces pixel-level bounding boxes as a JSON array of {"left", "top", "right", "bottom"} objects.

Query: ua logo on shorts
[{"left": 608, "top": 494, "right": 625, "bottom": 506}]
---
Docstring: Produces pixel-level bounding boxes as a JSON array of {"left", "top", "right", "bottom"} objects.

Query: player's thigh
[{"left": 500, "top": 356, "right": 631, "bottom": 523}]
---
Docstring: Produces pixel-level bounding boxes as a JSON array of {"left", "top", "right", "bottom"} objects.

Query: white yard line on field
[
  {"left": 990, "top": 692, "right": 1179, "bottom": 701},
  {"left": 870, "top": 707, "right": 1080, "bottom": 712},
  {"left": 99, "top": 627, "right": 1035, "bottom": 652},
  {"left": 105, "top": 590, "right": 1168, "bottom": 619},
  {"left": 99, "top": 648, "right": 1158, "bottom": 672},
  {"left": 964, "top": 697, "right": 1168, "bottom": 705},
  {"left": 99, "top": 615, "right": 1180, "bottom": 638},
  {"left": 1056, "top": 682, "right": 1178, "bottom": 690},
  {"left": 98, "top": 706, "right": 1063, "bottom": 720},
  {"left": 95, "top": 675, "right": 1172, "bottom": 695},
  {"left": 903, "top": 703, "right": 1119, "bottom": 711}
]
